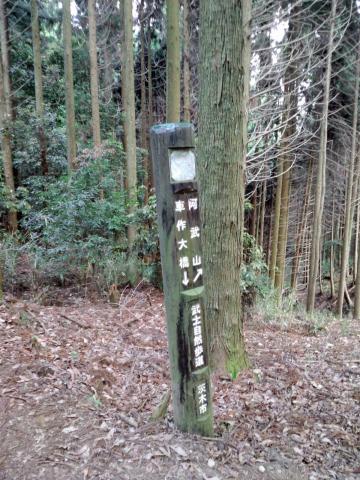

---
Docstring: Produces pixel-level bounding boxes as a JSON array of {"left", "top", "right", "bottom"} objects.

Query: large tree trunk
[
  {"left": 88, "top": 0, "right": 101, "bottom": 148},
  {"left": 183, "top": 0, "right": 191, "bottom": 122},
  {"left": 337, "top": 47, "right": 360, "bottom": 317},
  {"left": 63, "top": 0, "right": 77, "bottom": 170},
  {"left": 31, "top": 0, "right": 48, "bottom": 176},
  {"left": 198, "top": 0, "right": 251, "bottom": 376},
  {"left": 166, "top": 0, "right": 180, "bottom": 122},
  {"left": 0, "top": 0, "right": 17, "bottom": 232},
  {"left": 122, "top": 0, "right": 137, "bottom": 249},
  {"left": 306, "top": 0, "right": 336, "bottom": 313}
]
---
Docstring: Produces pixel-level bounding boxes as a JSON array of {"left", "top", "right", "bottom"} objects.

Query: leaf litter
[{"left": 0, "top": 286, "right": 359, "bottom": 479}]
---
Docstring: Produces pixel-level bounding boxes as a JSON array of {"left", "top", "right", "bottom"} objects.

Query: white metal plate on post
[{"left": 170, "top": 150, "right": 196, "bottom": 183}]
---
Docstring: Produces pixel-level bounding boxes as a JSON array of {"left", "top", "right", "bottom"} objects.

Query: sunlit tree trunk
[
  {"left": 274, "top": 4, "right": 299, "bottom": 298},
  {"left": 306, "top": 0, "right": 336, "bottom": 313},
  {"left": 63, "top": 0, "right": 77, "bottom": 170},
  {"left": 31, "top": 0, "right": 48, "bottom": 175},
  {"left": 122, "top": 0, "right": 137, "bottom": 248},
  {"left": 0, "top": 0, "right": 17, "bottom": 232},
  {"left": 88, "top": 0, "right": 101, "bottom": 148},
  {"left": 166, "top": 0, "right": 180, "bottom": 122},
  {"left": 198, "top": 0, "right": 251, "bottom": 376}
]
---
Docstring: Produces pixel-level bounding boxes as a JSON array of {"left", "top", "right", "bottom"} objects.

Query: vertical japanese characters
[
  {"left": 175, "top": 195, "right": 203, "bottom": 288},
  {"left": 174, "top": 193, "right": 209, "bottom": 417}
]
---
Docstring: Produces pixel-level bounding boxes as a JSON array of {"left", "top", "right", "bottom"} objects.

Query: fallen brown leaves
[{"left": 0, "top": 286, "right": 359, "bottom": 480}]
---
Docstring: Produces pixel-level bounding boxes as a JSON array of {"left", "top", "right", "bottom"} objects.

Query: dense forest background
[{"left": 1, "top": 0, "right": 360, "bottom": 321}]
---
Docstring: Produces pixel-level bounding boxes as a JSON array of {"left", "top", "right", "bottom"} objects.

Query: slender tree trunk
[
  {"left": 306, "top": 0, "right": 336, "bottom": 313},
  {"left": 147, "top": 22, "right": 153, "bottom": 128},
  {"left": 198, "top": 0, "right": 251, "bottom": 376},
  {"left": 291, "top": 160, "right": 313, "bottom": 290},
  {"left": 0, "top": 0, "right": 17, "bottom": 232},
  {"left": 336, "top": 48, "right": 360, "bottom": 317},
  {"left": 250, "top": 185, "right": 257, "bottom": 238},
  {"left": 103, "top": 42, "right": 113, "bottom": 105},
  {"left": 183, "top": 0, "right": 191, "bottom": 122},
  {"left": 166, "top": 0, "right": 180, "bottom": 122},
  {"left": 354, "top": 228, "right": 360, "bottom": 317},
  {"left": 0, "top": 0, "right": 11, "bottom": 119},
  {"left": 31, "top": 0, "right": 48, "bottom": 175},
  {"left": 274, "top": 155, "right": 291, "bottom": 296},
  {"left": 0, "top": 242, "right": 3, "bottom": 302},
  {"left": 259, "top": 179, "right": 267, "bottom": 249},
  {"left": 63, "top": 0, "right": 77, "bottom": 170},
  {"left": 88, "top": 0, "right": 101, "bottom": 148},
  {"left": 139, "top": 0, "right": 149, "bottom": 202},
  {"left": 267, "top": 187, "right": 275, "bottom": 267},
  {"left": 274, "top": 5, "right": 299, "bottom": 298},
  {"left": 269, "top": 163, "right": 283, "bottom": 285},
  {"left": 330, "top": 200, "right": 336, "bottom": 298},
  {"left": 122, "top": 0, "right": 137, "bottom": 249},
  {"left": 354, "top": 200, "right": 360, "bottom": 283}
]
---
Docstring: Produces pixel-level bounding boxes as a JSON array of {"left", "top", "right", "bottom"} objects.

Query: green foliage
[
  {"left": 13, "top": 106, "right": 68, "bottom": 178},
  {"left": 15, "top": 142, "right": 158, "bottom": 290},
  {"left": 0, "top": 232, "right": 23, "bottom": 292}
]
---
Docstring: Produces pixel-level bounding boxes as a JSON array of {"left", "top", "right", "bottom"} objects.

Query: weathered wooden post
[{"left": 150, "top": 123, "right": 214, "bottom": 436}]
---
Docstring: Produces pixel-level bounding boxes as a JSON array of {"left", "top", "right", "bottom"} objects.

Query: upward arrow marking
[{"left": 194, "top": 268, "right": 203, "bottom": 283}]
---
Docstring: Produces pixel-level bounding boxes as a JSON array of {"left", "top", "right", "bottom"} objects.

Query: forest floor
[{"left": 0, "top": 285, "right": 359, "bottom": 480}]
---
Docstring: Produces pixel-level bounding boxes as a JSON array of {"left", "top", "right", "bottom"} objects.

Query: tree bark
[
  {"left": 147, "top": 20, "right": 153, "bottom": 128},
  {"left": 337, "top": 47, "right": 360, "bottom": 317},
  {"left": 269, "top": 163, "right": 283, "bottom": 285},
  {"left": 0, "top": 0, "right": 17, "bottom": 232},
  {"left": 122, "top": 0, "right": 137, "bottom": 249},
  {"left": 31, "top": 0, "right": 48, "bottom": 175},
  {"left": 63, "top": 0, "right": 77, "bottom": 170},
  {"left": 139, "top": 0, "right": 149, "bottom": 202},
  {"left": 166, "top": 0, "right": 180, "bottom": 123},
  {"left": 306, "top": 0, "right": 336, "bottom": 313},
  {"left": 259, "top": 179, "right": 267, "bottom": 249},
  {"left": 329, "top": 201, "right": 335, "bottom": 298},
  {"left": 183, "top": 0, "right": 191, "bottom": 122},
  {"left": 103, "top": 42, "right": 113, "bottom": 105},
  {"left": 274, "top": 4, "right": 299, "bottom": 299},
  {"left": 291, "top": 159, "right": 313, "bottom": 290},
  {"left": 88, "top": 0, "right": 101, "bottom": 148},
  {"left": 198, "top": 0, "right": 251, "bottom": 376}
]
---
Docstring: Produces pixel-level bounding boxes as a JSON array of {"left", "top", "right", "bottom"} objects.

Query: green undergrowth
[
  {"left": 251, "top": 287, "right": 336, "bottom": 334},
  {"left": 0, "top": 143, "right": 160, "bottom": 295}
]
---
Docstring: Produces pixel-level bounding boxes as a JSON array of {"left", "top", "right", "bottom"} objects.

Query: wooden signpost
[{"left": 150, "top": 123, "right": 214, "bottom": 436}]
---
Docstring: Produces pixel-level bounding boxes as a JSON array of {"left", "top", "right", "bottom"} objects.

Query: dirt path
[{"left": 0, "top": 287, "right": 359, "bottom": 480}]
